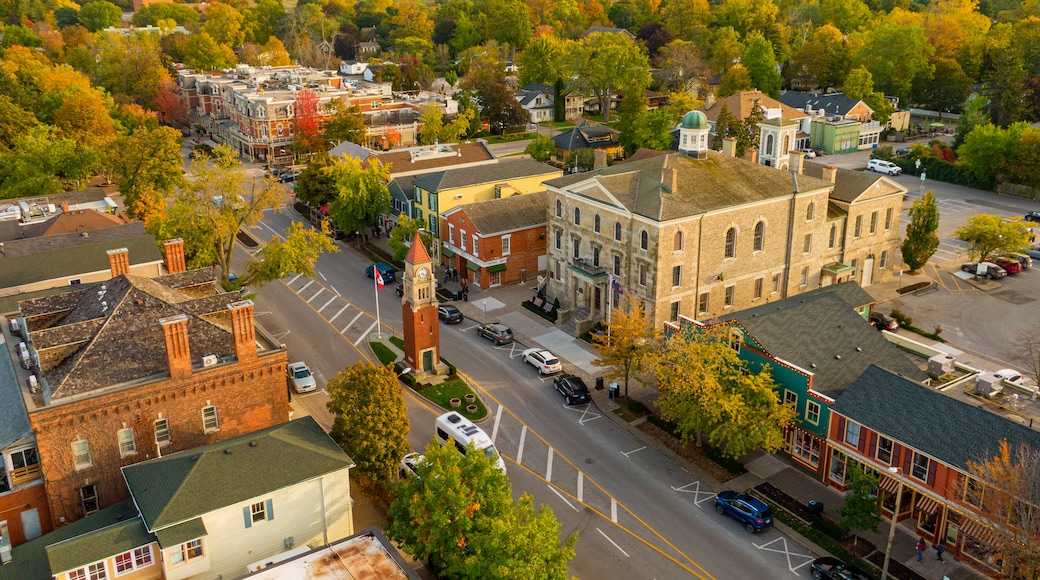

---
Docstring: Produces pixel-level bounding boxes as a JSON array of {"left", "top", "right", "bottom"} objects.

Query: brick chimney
[
  {"left": 721, "top": 137, "right": 737, "bottom": 157},
  {"left": 107, "top": 248, "right": 130, "bottom": 278},
  {"left": 229, "top": 300, "right": 257, "bottom": 362},
  {"left": 61, "top": 201, "right": 70, "bottom": 212},
  {"left": 593, "top": 149, "right": 607, "bottom": 169},
  {"left": 789, "top": 150, "right": 805, "bottom": 175},
  {"left": 661, "top": 164, "right": 678, "bottom": 193},
  {"left": 822, "top": 165, "right": 838, "bottom": 183},
  {"left": 745, "top": 147, "right": 757, "bottom": 164},
  {"left": 163, "top": 239, "right": 187, "bottom": 274},
  {"left": 159, "top": 314, "right": 192, "bottom": 379}
]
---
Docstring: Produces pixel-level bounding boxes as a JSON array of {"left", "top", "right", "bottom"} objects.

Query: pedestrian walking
[
  {"left": 452, "top": 267, "right": 458, "bottom": 282},
  {"left": 916, "top": 540, "right": 926, "bottom": 563},
  {"left": 936, "top": 543, "right": 945, "bottom": 563},
  {"left": 443, "top": 268, "right": 450, "bottom": 283}
]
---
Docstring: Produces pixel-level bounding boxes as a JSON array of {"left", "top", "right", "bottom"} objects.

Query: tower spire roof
[{"left": 404, "top": 232, "right": 431, "bottom": 265}]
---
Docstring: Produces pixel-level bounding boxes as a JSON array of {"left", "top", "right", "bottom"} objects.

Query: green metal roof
[
  {"left": 487, "top": 264, "right": 507, "bottom": 273},
  {"left": 153, "top": 518, "right": 207, "bottom": 549},
  {"left": 122, "top": 416, "right": 353, "bottom": 530}
]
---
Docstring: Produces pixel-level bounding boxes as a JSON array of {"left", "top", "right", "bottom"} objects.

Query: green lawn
[
  {"left": 540, "top": 121, "right": 575, "bottom": 129},
  {"left": 420, "top": 379, "right": 487, "bottom": 421},
  {"left": 370, "top": 342, "right": 397, "bottom": 366},
  {"left": 389, "top": 336, "right": 405, "bottom": 350}
]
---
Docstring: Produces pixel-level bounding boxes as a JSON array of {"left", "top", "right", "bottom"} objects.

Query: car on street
[
  {"left": 895, "top": 147, "right": 911, "bottom": 156},
  {"left": 809, "top": 556, "right": 868, "bottom": 580},
  {"left": 438, "top": 305, "right": 464, "bottom": 324},
  {"left": 278, "top": 171, "right": 300, "bottom": 183},
  {"left": 1007, "top": 252, "right": 1033, "bottom": 269},
  {"left": 961, "top": 261, "right": 1007, "bottom": 279},
  {"left": 476, "top": 322, "right": 513, "bottom": 345},
  {"left": 1024, "top": 211, "right": 1040, "bottom": 223},
  {"left": 992, "top": 256, "right": 1023, "bottom": 275},
  {"left": 398, "top": 452, "right": 426, "bottom": 479},
  {"left": 286, "top": 361, "right": 317, "bottom": 394},
  {"left": 523, "top": 348, "right": 563, "bottom": 374},
  {"left": 797, "top": 148, "right": 816, "bottom": 158},
  {"left": 553, "top": 374, "right": 591, "bottom": 405},
  {"left": 713, "top": 491, "right": 774, "bottom": 533},
  {"left": 866, "top": 159, "right": 902, "bottom": 176},
  {"left": 1026, "top": 245, "right": 1040, "bottom": 260},
  {"left": 365, "top": 262, "right": 396, "bottom": 283},
  {"left": 870, "top": 312, "right": 899, "bottom": 332}
]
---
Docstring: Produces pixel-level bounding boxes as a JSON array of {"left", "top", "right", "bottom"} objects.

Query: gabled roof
[
  {"left": 802, "top": 163, "right": 905, "bottom": 204},
  {"left": 834, "top": 365, "right": 1040, "bottom": 469},
  {"left": 778, "top": 91, "right": 870, "bottom": 118},
  {"left": 552, "top": 121, "right": 620, "bottom": 152},
  {"left": 543, "top": 151, "right": 833, "bottom": 222},
  {"left": 122, "top": 416, "right": 353, "bottom": 531},
  {"left": 20, "top": 209, "right": 127, "bottom": 238},
  {"left": 0, "top": 333, "right": 30, "bottom": 450},
  {"left": 581, "top": 26, "right": 636, "bottom": 39},
  {"left": 410, "top": 159, "right": 558, "bottom": 192},
  {"left": 703, "top": 91, "right": 807, "bottom": 123},
  {"left": 444, "top": 191, "right": 548, "bottom": 235},
  {"left": 329, "top": 141, "right": 375, "bottom": 161},
  {"left": 723, "top": 288, "right": 927, "bottom": 398}
]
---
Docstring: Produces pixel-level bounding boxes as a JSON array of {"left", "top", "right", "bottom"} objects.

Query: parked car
[
  {"left": 476, "top": 322, "right": 513, "bottom": 345},
  {"left": 866, "top": 159, "right": 902, "bottom": 176},
  {"left": 1026, "top": 244, "right": 1040, "bottom": 260},
  {"left": 895, "top": 147, "right": 911, "bottom": 156},
  {"left": 961, "top": 261, "right": 1007, "bottom": 279},
  {"left": 1024, "top": 211, "right": 1040, "bottom": 223},
  {"left": 797, "top": 148, "right": 816, "bottom": 158},
  {"left": 438, "top": 305, "right": 464, "bottom": 324},
  {"left": 523, "top": 348, "right": 563, "bottom": 374},
  {"left": 713, "top": 491, "right": 774, "bottom": 533},
  {"left": 810, "top": 557, "right": 868, "bottom": 580},
  {"left": 553, "top": 374, "right": 591, "bottom": 405},
  {"left": 991, "top": 369, "right": 1037, "bottom": 393},
  {"left": 398, "top": 452, "right": 426, "bottom": 479},
  {"left": 870, "top": 312, "right": 899, "bottom": 332},
  {"left": 1007, "top": 252, "right": 1033, "bottom": 269},
  {"left": 286, "top": 361, "right": 317, "bottom": 394},
  {"left": 365, "top": 262, "right": 396, "bottom": 282},
  {"left": 278, "top": 171, "right": 300, "bottom": 183},
  {"left": 992, "top": 256, "right": 1023, "bottom": 275}
]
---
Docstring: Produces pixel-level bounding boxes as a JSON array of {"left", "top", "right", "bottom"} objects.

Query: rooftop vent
[
  {"left": 224, "top": 449, "right": 232, "bottom": 455},
  {"left": 249, "top": 441, "right": 258, "bottom": 447},
  {"left": 835, "top": 355, "right": 842, "bottom": 360}
]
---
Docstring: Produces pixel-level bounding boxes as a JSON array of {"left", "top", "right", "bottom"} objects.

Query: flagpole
[{"left": 374, "top": 270, "right": 382, "bottom": 338}]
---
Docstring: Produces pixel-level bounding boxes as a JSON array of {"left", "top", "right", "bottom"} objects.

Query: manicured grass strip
[
  {"left": 419, "top": 379, "right": 487, "bottom": 421},
  {"left": 370, "top": 342, "right": 397, "bottom": 365},
  {"left": 389, "top": 336, "right": 405, "bottom": 349}
]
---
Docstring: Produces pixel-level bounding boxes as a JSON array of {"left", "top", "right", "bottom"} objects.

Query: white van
[{"left": 435, "top": 412, "right": 506, "bottom": 473}]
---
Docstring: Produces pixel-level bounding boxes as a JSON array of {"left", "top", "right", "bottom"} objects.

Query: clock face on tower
[{"left": 417, "top": 267, "right": 429, "bottom": 280}]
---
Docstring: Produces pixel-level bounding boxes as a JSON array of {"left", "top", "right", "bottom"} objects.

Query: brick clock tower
[{"left": 402, "top": 233, "right": 447, "bottom": 379}]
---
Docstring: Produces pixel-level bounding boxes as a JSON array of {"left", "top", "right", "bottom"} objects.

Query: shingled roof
[
  {"left": 20, "top": 209, "right": 127, "bottom": 238},
  {"left": 552, "top": 121, "right": 620, "bottom": 152},
  {"left": 835, "top": 365, "right": 1040, "bottom": 469},
  {"left": 802, "top": 163, "right": 905, "bottom": 204},
  {"left": 446, "top": 191, "right": 547, "bottom": 235},
  {"left": 123, "top": 416, "right": 353, "bottom": 532},
  {"left": 723, "top": 288, "right": 927, "bottom": 398},
  {"left": 543, "top": 151, "right": 833, "bottom": 222},
  {"left": 703, "top": 90, "right": 807, "bottom": 123},
  {"left": 373, "top": 141, "right": 496, "bottom": 176},
  {"left": 410, "top": 158, "right": 557, "bottom": 192},
  {"left": 18, "top": 270, "right": 239, "bottom": 400},
  {"left": 778, "top": 91, "right": 869, "bottom": 118}
]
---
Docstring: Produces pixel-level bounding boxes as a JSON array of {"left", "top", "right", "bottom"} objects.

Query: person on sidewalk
[
  {"left": 452, "top": 267, "right": 459, "bottom": 282},
  {"left": 916, "top": 539, "right": 926, "bottom": 563},
  {"left": 935, "top": 542, "right": 945, "bottom": 563}
]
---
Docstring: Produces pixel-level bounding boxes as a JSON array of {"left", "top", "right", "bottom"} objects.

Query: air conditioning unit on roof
[{"left": 202, "top": 354, "right": 218, "bottom": 367}]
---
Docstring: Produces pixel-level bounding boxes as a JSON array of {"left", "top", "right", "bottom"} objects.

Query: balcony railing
[
  {"left": 8, "top": 463, "right": 41, "bottom": 487},
  {"left": 570, "top": 257, "right": 607, "bottom": 277}
]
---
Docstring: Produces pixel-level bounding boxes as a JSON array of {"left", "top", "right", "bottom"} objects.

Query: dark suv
[
  {"left": 476, "top": 323, "right": 513, "bottom": 345},
  {"left": 870, "top": 312, "right": 899, "bottom": 332},
  {"left": 714, "top": 491, "right": 774, "bottom": 533},
  {"left": 553, "top": 374, "right": 590, "bottom": 405}
]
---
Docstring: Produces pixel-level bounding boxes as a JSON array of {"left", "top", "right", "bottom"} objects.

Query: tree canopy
[
  {"left": 591, "top": 295, "right": 655, "bottom": 399},
  {"left": 326, "top": 155, "right": 392, "bottom": 234},
  {"left": 570, "top": 31, "right": 651, "bottom": 123},
  {"left": 954, "top": 213, "right": 1033, "bottom": 264},
  {"left": 901, "top": 191, "right": 940, "bottom": 273}
]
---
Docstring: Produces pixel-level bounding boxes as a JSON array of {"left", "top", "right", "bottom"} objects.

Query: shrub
[
  {"left": 890, "top": 309, "right": 912, "bottom": 327},
  {"left": 812, "top": 517, "right": 847, "bottom": 541},
  {"left": 553, "top": 297, "right": 561, "bottom": 310},
  {"left": 627, "top": 400, "right": 647, "bottom": 415},
  {"left": 441, "top": 357, "right": 456, "bottom": 376},
  {"left": 647, "top": 414, "right": 678, "bottom": 436},
  {"left": 706, "top": 446, "right": 748, "bottom": 476}
]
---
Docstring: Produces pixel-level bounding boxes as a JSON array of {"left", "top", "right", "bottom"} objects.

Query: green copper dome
[{"left": 681, "top": 110, "right": 708, "bottom": 130}]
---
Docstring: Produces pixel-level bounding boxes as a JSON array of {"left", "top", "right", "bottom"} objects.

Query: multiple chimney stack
[
  {"left": 163, "top": 239, "right": 187, "bottom": 275},
  {"left": 159, "top": 314, "right": 191, "bottom": 379},
  {"left": 229, "top": 300, "right": 257, "bottom": 362},
  {"left": 107, "top": 248, "right": 130, "bottom": 278}
]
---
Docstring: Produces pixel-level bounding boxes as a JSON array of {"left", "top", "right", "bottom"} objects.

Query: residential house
[
  {"left": 703, "top": 90, "right": 810, "bottom": 157},
  {"left": 551, "top": 121, "right": 623, "bottom": 164},
  {"left": 408, "top": 159, "right": 562, "bottom": 261},
  {"left": 441, "top": 191, "right": 548, "bottom": 288},
  {"left": 778, "top": 91, "right": 882, "bottom": 153},
  {"left": 541, "top": 113, "right": 905, "bottom": 332},
  {"left": 0, "top": 416, "right": 355, "bottom": 580},
  {"left": 514, "top": 83, "right": 584, "bottom": 124},
  {"left": 664, "top": 284, "right": 928, "bottom": 482},
  {"left": 829, "top": 365, "right": 1040, "bottom": 576},
  {"left": 13, "top": 242, "right": 288, "bottom": 528},
  {"left": 338, "top": 61, "right": 368, "bottom": 76}
]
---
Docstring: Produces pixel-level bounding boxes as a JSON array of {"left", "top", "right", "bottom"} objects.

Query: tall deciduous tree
[
  {"left": 325, "top": 363, "right": 410, "bottom": 484},
  {"left": 836, "top": 464, "right": 882, "bottom": 544},
  {"left": 955, "top": 213, "right": 1032, "bottom": 264},
  {"left": 660, "top": 0, "right": 712, "bottom": 41},
  {"left": 743, "top": 31, "right": 782, "bottom": 98},
  {"left": 717, "top": 63, "right": 753, "bottom": 98},
  {"left": 591, "top": 295, "right": 655, "bottom": 399},
  {"left": 93, "top": 31, "right": 172, "bottom": 109},
  {"left": 203, "top": 2, "right": 246, "bottom": 49},
  {"left": 246, "top": 220, "right": 338, "bottom": 286},
  {"left": 388, "top": 215, "right": 433, "bottom": 260},
  {"left": 852, "top": 21, "right": 935, "bottom": 103},
  {"left": 292, "top": 89, "right": 325, "bottom": 154},
  {"left": 570, "top": 31, "right": 651, "bottom": 123},
  {"left": 109, "top": 124, "right": 185, "bottom": 223},
  {"left": 78, "top": 1, "right": 121, "bottom": 32},
  {"left": 294, "top": 154, "right": 339, "bottom": 208},
  {"left": 326, "top": 155, "right": 392, "bottom": 234},
  {"left": 184, "top": 32, "right": 236, "bottom": 71},
  {"left": 323, "top": 102, "right": 366, "bottom": 146},
  {"left": 524, "top": 134, "right": 556, "bottom": 162},
  {"left": 0, "top": 126, "right": 98, "bottom": 198},
  {"left": 516, "top": 34, "right": 569, "bottom": 87},
  {"left": 901, "top": 191, "right": 940, "bottom": 273}
]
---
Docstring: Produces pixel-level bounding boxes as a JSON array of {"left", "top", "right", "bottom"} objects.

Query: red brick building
[
  {"left": 441, "top": 191, "right": 547, "bottom": 288},
  {"left": 15, "top": 244, "right": 288, "bottom": 528}
]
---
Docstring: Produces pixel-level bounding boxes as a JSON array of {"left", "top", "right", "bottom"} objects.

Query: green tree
[
  {"left": 184, "top": 32, "right": 235, "bottom": 71},
  {"left": 524, "top": 133, "right": 556, "bottom": 162},
  {"left": 616, "top": 85, "right": 650, "bottom": 156},
  {"left": 54, "top": 7, "right": 81, "bottom": 28},
  {"left": 819, "top": 0, "right": 871, "bottom": 34},
  {"left": 203, "top": 2, "right": 246, "bottom": 48},
  {"left": 710, "top": 103, "right": 740, "bottom": 150},
  {"left": 94, "top": 31, "right": 171, "bottom": 109},
  {"left": 260, "top": 36, "right": 292, "bottom": 66},
  {"left": 570, "top": 31, "right": 651, "bottom": 123},
  {"left": 516, "top": 34, "right": 569, "bottom": 87},
  {"left": 295, "top": 154, "right": 340, "bottom": 207},
  {"left": 842, "top": 65, "right": 874, "bottom": 100},
  {"left": 955, "top": 94, "right": 991, "bottom": 148},
  {"left": 132, "top": 2, "right": 201, "bottom": 26},
  {"left": 956, "top": 122, "right": 1019, "bottom": 184},
  {"left": 387, "top": 214, "right": 434, "bottom": 260},
  {"left": 591, "top": 295, "right": 655, "bottom": 400},
  {"left": 1008, "top": 130, "right": 1040, "bottom": 189},
  {"left": 325, "top": 363, "right": 410, "bottom": 484},
  {"left": 326, "top": 155, "right": 392, "bottom": 235},
  {"left": 418, "top": 102, "right": 444, "bottom": 145},
  {"left": 655, "top": 40, "right": 709, "bottom": 93},
  {"left": 984, "top": 46, "right": 1028, "bottom": 127},
  {"left": 955, "top": 213, "right": 1033, "bottom": 264},
  {"left": 853, "top": 21, "right": 935, "bottom": 103},
  {"left": 717, "top": 63, "right": 753, "bottom": 98},
  {"left": 78, "top": 1, "right": 122, "bottom": 32},
  {"left": 743, "top": 31, "right": 781, "bottom": 98},
  {"left": 245, "top": 220, "right": 338, "bottom": 286},
  {"left": 0, "top": 126, "right": 98, "bottom": 198},
  {"left": 659, "top": 0, "right": 712, "bottom": 41},
  {"left": 913, "top": 56, "right": 972, "bottom": 115},
  {"left": 737, "top": 100, "right": 764, "bottom": 157},
  {"left": 836, "top": 464, "right": 882, "bottom": 544},
  {"left": 323, "top": 102, "right": 367, "bottom": 146},
  {"left": 901, "top": 191, "right": 940, "bottom": 273},
  {"left": 482, "top": 0, "right": 533, "bottom": 50},
  {"left": 109, "top": 124, "right": 185, "bottom": 223}
]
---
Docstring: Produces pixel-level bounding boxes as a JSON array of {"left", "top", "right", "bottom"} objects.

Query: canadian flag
[{"left": 375, "top": 269, "right": 385, "bottom": 289}]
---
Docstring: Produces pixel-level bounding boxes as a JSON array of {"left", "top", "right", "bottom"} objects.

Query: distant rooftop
[{"left": 246, "top": 528, "right": 418, "bottom": 579}]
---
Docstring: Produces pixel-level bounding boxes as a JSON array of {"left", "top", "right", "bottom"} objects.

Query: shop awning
[
  {"left": 441, "top": 247, "right": 455, "bottom": 258},
  {"left": 959, "top": 519, "right": 996, "bottom": 545},
  {"left": 879, "top": 476, "right": 901, "bottom": 494},
  {"left": 488, "top": 264, "right": 507, "bottom": 273},
  {"left": 467, "top": 262, "right": 480, "bottom": 272},
  {"left": 915, "top": 496, "right": 941, "bottom": 515}
]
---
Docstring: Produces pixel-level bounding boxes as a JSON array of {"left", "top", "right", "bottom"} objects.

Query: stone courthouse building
[{"left": 542, "top": 111, "right": 906, "bottom": 332}]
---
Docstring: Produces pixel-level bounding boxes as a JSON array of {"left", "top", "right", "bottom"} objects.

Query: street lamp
[{"left": 881, "top": 466, "right": 906, "bottom": 580}]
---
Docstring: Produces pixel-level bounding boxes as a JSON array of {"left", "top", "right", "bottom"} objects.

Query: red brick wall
[
  {"left": 29, "top": 351, "right": 288, "bottom": 528},
  {"left": 0, "top": 482, "right": 51, "bottom": 545}
]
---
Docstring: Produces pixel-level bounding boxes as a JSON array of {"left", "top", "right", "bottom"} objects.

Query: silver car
[{"left": 287, "top": 362, "right": 317, "bottom": 393}]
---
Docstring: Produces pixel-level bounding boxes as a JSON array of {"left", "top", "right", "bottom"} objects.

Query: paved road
[{"left": 237, "top": 203, "right": 826, "bottom": 579}]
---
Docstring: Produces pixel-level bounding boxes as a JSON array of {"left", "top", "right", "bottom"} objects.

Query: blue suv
[{"left": 714, "top": 491, "right": 774, "bottom": 533}]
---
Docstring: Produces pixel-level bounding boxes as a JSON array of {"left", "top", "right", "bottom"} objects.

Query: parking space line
[
  {"left": 330, "top": 285, "right": 340, "bottom": 296},
  {"left": 492, "top": 405, "right": 503, "bottom": 443},
  {"left": 353, "top": 320, "right": 378, "bottom": 346},
  {"left": 298, "top": 280, "right": 314, "bottom": 295},
  {"left": 753, "top": 537, "right": 815, "bottom": 574},
  {"left": 319, "top": 271, "right": 327, "bottom": 282},
  {"left": 342, "top": 311, "right": 364, "bottom": 334},
  {"left": 516, "top": 425, "right": 527, "bottom": 465},
  {"left": 287, "top": 274, "right": 301, "bottom": 286},
  {"left": 307, "top": 288, "right": 325, "bottom": 303},
  {"left": 597, "top": 528, "right": 630, "bottom": 557},
  {"left": 578, "top": 472, "right": 584, "bottom": 502},
  {"left": 328, "top": 304, "right": 349, "bottom": 324},
  {"left": 549, "top": 484, "right": 578, "bottom": 512},
  {"left": 622, "top": 446, "right": 646, "bottom": 457},
  {"left": 317, "top": 296, "right": 336, "bottom": 313},
  {"left": 671, "top": 481, "right": 717, "bottom": 506},
  {"left": 546, "top": 448, "right": 553, "bottom": 482}
]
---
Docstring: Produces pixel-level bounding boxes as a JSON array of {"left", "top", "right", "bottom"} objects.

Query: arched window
[
  {"left": 753, "top": 221, "right": 765, "bottom": 251},
  {"left": 782, "top": 135, "right": 790, "bottom": 155},
  {"left": 724, "top": 228, "right": 736, "bottom": 258},
  {"left": 674, "top": 231, "right": 684, "bottom": 251},
  {"left": 640, "top": 230, "right": 649, "bottom": 250},
  {"left": 765, "top": 134, "right": 774, "bottom": 156},
  {"left": 555, "top": 199, "right": 562, "bottom": 218},
  {"left": 806, "top": 202, "right": 815, "bottom": 221},
  {"left": 594, "top": 214, "right": 601, "bottom": 233},
  {"left": 614, "top": 222, "right": 622, "bottom": 241},
  {"left": 829, "top": 224, "right": 837, "bottom": 248},
  {"left": 574, "top": 207, "right": 581, "bottom": 226}
]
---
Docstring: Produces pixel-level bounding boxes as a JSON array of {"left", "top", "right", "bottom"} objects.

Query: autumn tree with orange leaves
[{"left": 291, "top": 88, "right": 325, "bottom": 154}]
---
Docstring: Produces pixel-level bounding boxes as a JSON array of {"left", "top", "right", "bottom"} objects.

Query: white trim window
[
  {"left": 805, "top": 400, "right": 821, "bottom": 425},
  {"left": 501, "top": 234, "right": 511, "bottom": 256},
  {"left": 844, "top": 421, "right": 861, "bottom": 447},
  {"left": 114, "top": 546, "right": 153, "bottom": 575},
  {"left": 911, "top": 452, "right": 930, "bottom": 481},
  {"left": 72, "top": 439, "right": 92, "bottom": 469},
  {"left": 154, "top": 419, "right": 171, "bottom": 446},
  {"left": 67, "top": 562, "right": 108, "bottom": 580},
  {"left": 168, "top": 539, "right": 204, "bottom": 566},
  {"left": 117, "top": 428, "right": 136, "bottom": 457},
  {"left": 202, "top": 406, "right": 219, "bottom": 432}
]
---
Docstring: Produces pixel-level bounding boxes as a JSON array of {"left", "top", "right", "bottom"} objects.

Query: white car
[
  {"left": 398, "top": 452, "right": 426, "bottom": 479},
  {"left": 797, "top": 148, "right": 816, "bottom": 158},
  {"left": 992, "top": 369, "right": 1038, "bottom": 395},
  {"left": 286, "top": 361, "right": 317, "bottom": 393},
  {"left": 522, "top": 348, "right": 563, "bottom": 374},
  {"left": 867, "top": 159, "right": 902, "bottom": 176}
]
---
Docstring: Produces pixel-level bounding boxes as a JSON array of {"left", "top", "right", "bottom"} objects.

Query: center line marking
[
  {"left": 516, "top": 426, "right": 527, "bottom": 465},
  {"left": 328, "top": 304, "right": 349, "bottom": 323},
  {"left": 342, "top": 311, "right": 364, "bottom": 334},
  {"left": 317, "top": 296, "right": 337, "bottom": 312},
  {"left": 596, "top": 527, "right": 629, "bottom": 557}
]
